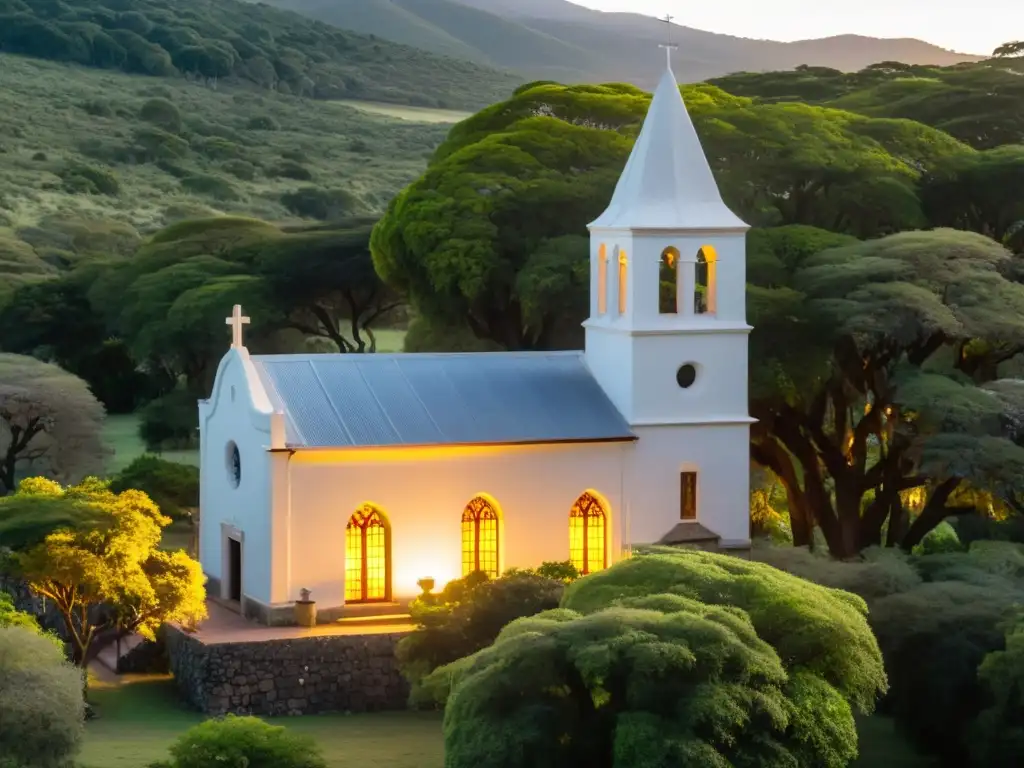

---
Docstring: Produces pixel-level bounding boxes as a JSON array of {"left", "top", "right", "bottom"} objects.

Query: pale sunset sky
[{"left": 573, "top": 1, "right": 1014, "bottom": 56}]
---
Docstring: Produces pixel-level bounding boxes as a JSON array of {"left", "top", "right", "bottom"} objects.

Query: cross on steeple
[
  {"left": 658, "top": 14, "right": 679, "bottom": 69},
  {"left": 225, "top": 304, "right": 250, "bottom": 349}
]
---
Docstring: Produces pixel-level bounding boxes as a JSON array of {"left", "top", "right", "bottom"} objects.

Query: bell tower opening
[{"left": 660, "top": 247, "right": 680, "bottom": 314}]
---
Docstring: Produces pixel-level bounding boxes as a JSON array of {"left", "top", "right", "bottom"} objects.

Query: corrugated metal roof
[{"left": 250, "top": 352, "right": 635, "bottom": 449}]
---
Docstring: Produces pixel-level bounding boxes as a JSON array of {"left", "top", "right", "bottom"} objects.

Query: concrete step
[{"left": 334, "top": 612, "right": 413, "bottom": 629}]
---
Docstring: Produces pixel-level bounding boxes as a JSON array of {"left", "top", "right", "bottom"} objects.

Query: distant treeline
[{"left": 0, "top": 0, "right": 518, "bottom": 108}]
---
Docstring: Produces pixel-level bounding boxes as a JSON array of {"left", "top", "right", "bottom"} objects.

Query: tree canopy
[
  {"left": 371, "top": 79, "right": 970, "bottom": 351},
  {"left": 0, "top": 354, "right": 106, "bottom": 494},
  {"left": 7, "top": 477, "right": 207, "bottom": 665},
  {"left": 427, "top": 548, "right": 884, "bottom": 768}
]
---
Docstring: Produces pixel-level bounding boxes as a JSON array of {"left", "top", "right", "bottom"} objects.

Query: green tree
[
  {"left": 750, "top": 229, "right": 1024, "bottom": 556},
  {"left": 919, "top": 145, "right": 1024, "bottom": 250},
  {"left": 970, "top": 619, "right": 1024, "bottom": 767},
  {"left": 0, "top": 626, "right": 85, "bottom": 768},
  {"left": 11, "top": 478, "right": 207, "bottom": 665},
  {"left": 372, "top": 80, "right": 964, "bottom": 350},
  {"left": 429, "top": 548, "right": 885, "bottom": 768},
  {"left": 0, "top": 355, "right": 106, "bottom": 495},
  {"left": 993, "top": 41, "right": 1024, "bottom": 57},
  {"left": 257, "top": 221, "right": 402, "bottom": 352}
]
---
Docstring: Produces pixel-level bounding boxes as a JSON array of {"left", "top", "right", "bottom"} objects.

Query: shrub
[
  {"left": 138, "top": 389, "right": 200, "bottom": 450},
  {"left": 0, "top": 626, "right": 85, "bottom": 768},
  {"left": 246, "top": 115, "right": 279, "bottom": 131},
  {"left": 109, "top": 455, "right": 199, "bottom": 521},
  {"left": 194, "top": 137, "right": 242, "bottom": 160},
  {"left": 59, "top": 163, "right": 120, "bottom": 196},
  {"left": 269, "top": 161, "right": 313, "bottom": 181},
  {"left": 398, "top": 571, "right": 564, "bottom": 703},
  {"left": 433, "top": 549, "right": 884, "bottom": 768},
  {"left": 159, "top": 715, "right": 326, "bottom": 768},
  {"left": 869, "top": 578, "right": 1019, "bottom": 765},
  {"left": 131, "top": 127, "right": 189, "bottom": 161},
  {"left": 913, "top": 520, "right": 963, "bottom": 554},
  {"left": 139, "top": 98, "right": 182, "bottom": 134},
  {"left": 221, "top": 159, "right": 256, "bottom": 180},
  {"left": 280, "top": 187, "right": 360, "bottom": 220},
  {"left": 180, "top": 174, "right": 240, "bottom": 201},
  {"left": 752, "top": 542, "right": 922, "bottom": 601},
  {"left": 970, "top": 620, "right": 1024, "bottom": 767}
]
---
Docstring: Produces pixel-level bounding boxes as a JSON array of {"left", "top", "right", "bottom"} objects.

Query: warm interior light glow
[
  {"left": 462, "top": 496, "right": 500, "bottom": 578},
  {"left": 569, "top": 491, "right": 608, "bottom": 575},
  {"left": 597, "top": 244, "right": 608, "bottom": 315},
  {"left": 696, "top": 245, "right": 718, "bottom": 315},
  {"left": 393, "top": 556, "right": 461, "bottom": 599},
  {"left": 617, "top": 249, "right": 628, "bottom": 315},
  {"left": 292, "top": 440, "right": 614, "bottom": 465},
  {"left": 345, "top": 504, "right": 389, "bottom": 603},
  {"left": 660, "top": 246, "right": 680, "bottom": 314}
]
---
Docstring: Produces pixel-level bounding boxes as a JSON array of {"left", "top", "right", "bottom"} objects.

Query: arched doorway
[
  {"left": 345, "top": 504, "right": 391, "bottom": 603},
  {"left": 569, "top": 492, "right": 608, "bottom": 575},
  {"left": 462, "top": 495, "right": 500, "bottom": 578}
]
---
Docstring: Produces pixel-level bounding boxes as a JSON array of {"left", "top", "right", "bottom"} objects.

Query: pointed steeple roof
[{"left": 590, "top": 63, "right": 747, "bottom": 231}]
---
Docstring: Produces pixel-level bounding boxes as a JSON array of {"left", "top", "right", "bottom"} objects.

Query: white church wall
[
  {"left": 628, "top": 423, "right": 752, "bottom": 547},
  {"left": 284, "top": 441, "right": 630, "bottom": 607},
  {"left": 199, "top": 350, "right": 275, "bottom": 607}
]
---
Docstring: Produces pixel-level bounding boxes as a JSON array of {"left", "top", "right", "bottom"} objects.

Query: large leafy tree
[
  {"left": 919, "top": 145, "right": 1024, "bottom": 252},
  {"left": 0, "top": 354, "right": 106, "bottom": 494},
  {"left": 427, "top": 548, "right": 885, "bottom": 768},
  {"left": 371, "top": 80, "right": 967, "bottom": 350},
  {"left": 7, "top": 477, "right": 207, "bottom": 665},
  {"left": 750, "top": 229, "right": 1024, "bottom": 556}
]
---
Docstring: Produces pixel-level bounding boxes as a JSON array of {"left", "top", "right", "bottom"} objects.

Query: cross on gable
[
  {"left": 225, "top": 304, "right": 250, "bottom": 349},
  {"left": 658, "top": 13, "right": 679, "bottom": 68}
]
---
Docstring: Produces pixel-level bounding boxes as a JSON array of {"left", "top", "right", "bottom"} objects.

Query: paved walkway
[{"left": 188, "top": 600, "right": 417, "bottom": 645}]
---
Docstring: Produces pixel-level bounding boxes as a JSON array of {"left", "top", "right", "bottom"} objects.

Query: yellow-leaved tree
[{"left": 7, "top": 476, "right": 206, "bottom": 666}]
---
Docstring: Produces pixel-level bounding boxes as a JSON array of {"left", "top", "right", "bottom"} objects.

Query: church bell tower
[{"left": 584, "top": 43, "right": 753, "bottom": 549}]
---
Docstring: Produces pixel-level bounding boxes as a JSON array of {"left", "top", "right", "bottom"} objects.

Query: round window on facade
[
  {"left": 226, "top": 441, "right": 241, "bottom": 488},
  {"left": 676, "top": 363, "right": 698, "bottom": 389}
]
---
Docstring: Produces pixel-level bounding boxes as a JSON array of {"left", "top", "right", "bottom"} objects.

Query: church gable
[{"left": 250, "top": 351, "right": 635, "bottom": 448}]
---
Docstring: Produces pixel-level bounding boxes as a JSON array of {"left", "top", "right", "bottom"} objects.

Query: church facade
[{"left": 198, "top": 60, "right": 754, "bottom": 625}]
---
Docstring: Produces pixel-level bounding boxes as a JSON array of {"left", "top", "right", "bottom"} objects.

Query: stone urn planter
[{"left": 294, "top": 589, "right": 316, "bottom": 628}]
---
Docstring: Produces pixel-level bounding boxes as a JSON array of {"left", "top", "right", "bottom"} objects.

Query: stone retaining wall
[{"left": 165, "top": 626, "right": 410, "bottom": 716}]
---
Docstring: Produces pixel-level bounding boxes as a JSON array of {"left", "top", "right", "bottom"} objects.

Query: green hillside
[
  {"left": 0, "top": 0, "right": 521, "bottom": 109},
  {"left": 0, "top": 53, "right": 451, "bottom": 299},
  {"left": 710, "top": 59, "right": 1024, "bottom": 149}
]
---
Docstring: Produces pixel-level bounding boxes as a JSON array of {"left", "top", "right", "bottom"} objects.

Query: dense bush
[
  {"left": 398, "top": 570, "right": 565, "bottom": 703},
  {"left": 269, "top": 161, "right": 313, "bottom": 181},
  {"left": 138, "top": 388, "right": 200, "bottom": 450},
  {"left": 59, "top": 163, "right": 120, "bottom": 196},
  {"left": 155, "top": 715, "right": 326, "bottom": 768},
  {"left": 970, "top": 620, "right": 1024, "bottom": 767},
  {"left": 755, "top": 539, "right": 1024, "bottom": 766},
  {"left": 221, "top": 159, "right": 256, "bottom": 180},
  {"left": 109, "top": 455, "right": 199, "bottom": 521},
  {"left": 0, "top": 626, "right": 85, "bottom": 768},
  {"left": 430, "top": 548, "right": 885, "bottom": 768},
  {"left": 139, "top": 97, "right": 182, "bottom": 133},
  {"left": 179, "top": 173, "right": 240, "bottom": 201},
  {"left": 280, "top": 187, "right": 361, "bottom": 220}
]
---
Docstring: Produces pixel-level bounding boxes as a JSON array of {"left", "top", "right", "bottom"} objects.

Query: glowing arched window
[
  {"left": 461, "top": 496, "right": 500, "bottom": 578},
  {"left": 569, "top": 492, "right": 607, "bottom": 575},
  {"left": 695, "top": 246, "right": 718, "bottom": 315},
  {"left": 617, "top": 249, "right": 628, "bottom": 315},
  {"left": 660, "top": 247, "right": 680, "bottom": 314},
  {"left": 597, "top": 244, "right": 608, "bottom": 315},
  {"left": 345, "top": 504, "right": 390, "bottom": 603}
]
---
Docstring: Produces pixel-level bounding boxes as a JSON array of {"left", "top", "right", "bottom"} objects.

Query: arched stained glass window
[
  {"left": 345, "top": 504, "right": 390, "bottom": 603},
  {"left": 569, "top": 492, "right": 607, "bottom": 575},
  {"left": 462, "top": 496, "right": 499, "bottom": 578}
]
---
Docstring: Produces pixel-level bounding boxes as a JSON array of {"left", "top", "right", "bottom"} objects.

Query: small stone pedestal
[{"left": 294, "top": 589, "right": 316, "bottom": 628}]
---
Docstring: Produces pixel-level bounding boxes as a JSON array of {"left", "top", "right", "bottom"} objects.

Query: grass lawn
[
  {"left": 102, "top": 414, "right": 199, "bottom": 475},
  {"left": 339, "top": 100, "right": 472, "bottom": 124},
  {"left": 81, "top": 675, "right": 931, "bottom": 768},
  {"left": 81, "top": 676, "right": 444, "bottom": 768}
]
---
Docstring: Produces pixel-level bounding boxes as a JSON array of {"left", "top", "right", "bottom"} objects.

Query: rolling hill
[
  {"left": 0, "top": 0, "right": 521, "bottom": 109},
  {"left": 265, "top": 0, "right": 982, "bottom": 87}
]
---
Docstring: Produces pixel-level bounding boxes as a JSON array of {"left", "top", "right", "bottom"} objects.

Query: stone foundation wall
[{"left": 165, "top": 626, "right": 410, "bottom": 716}]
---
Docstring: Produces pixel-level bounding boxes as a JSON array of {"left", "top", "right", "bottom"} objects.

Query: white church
[{"left": 198, "top": 58, "right": 753, "bottom": 625}]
